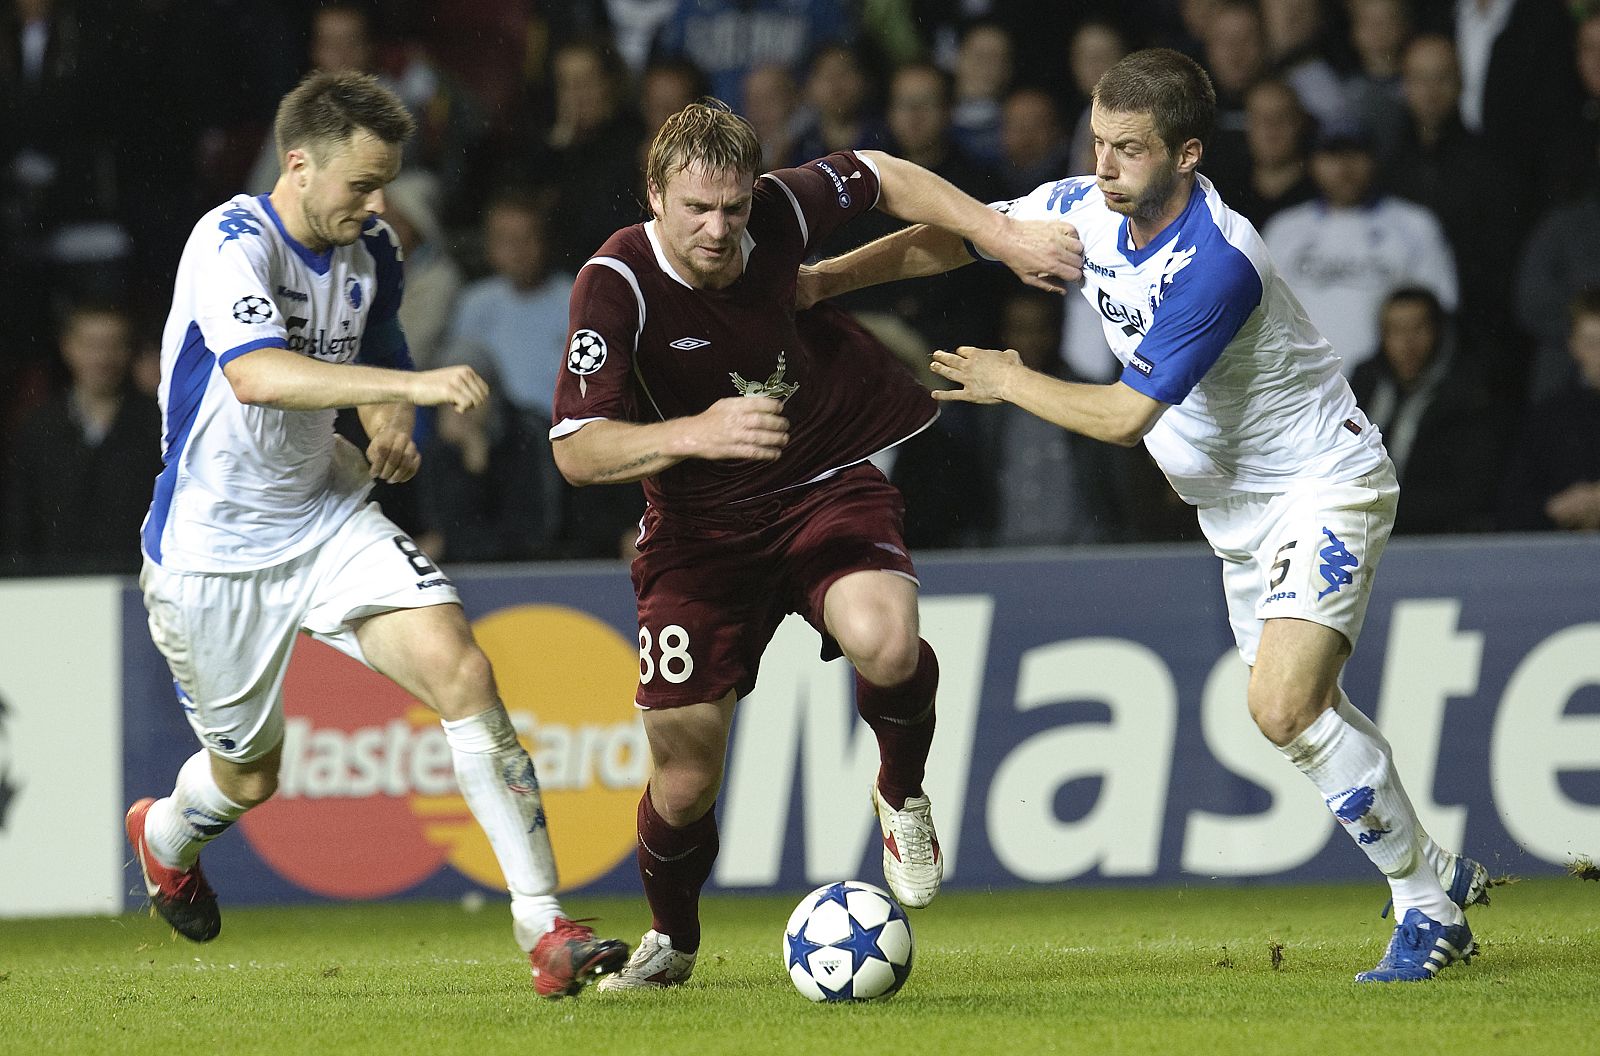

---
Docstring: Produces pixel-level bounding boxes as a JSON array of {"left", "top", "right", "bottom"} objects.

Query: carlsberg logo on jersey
[{"left": 283, "top": 319, "right": 360, "bottom": 361}]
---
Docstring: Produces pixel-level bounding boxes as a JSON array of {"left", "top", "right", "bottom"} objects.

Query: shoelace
[
  {"left": 894, "top": 808, "right": 934, "bottom": 864},
  {"left": 169, "top": 868, "right": 215, "bottom": 904}
]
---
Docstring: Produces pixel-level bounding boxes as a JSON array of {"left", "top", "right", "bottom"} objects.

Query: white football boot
[
  {"left": 871, "top": 784, "right": 943, "bottom": 909},
  {"left": 595, "top": 929, "right": 696, "bottom": 991}
]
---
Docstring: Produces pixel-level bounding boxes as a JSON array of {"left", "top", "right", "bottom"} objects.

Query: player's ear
[
  {"left": 645, "top": 179, "right": 664, "bottom": 219},
  {"left": 1175, "top": 137, "right": 1203, "bottom": 176}
]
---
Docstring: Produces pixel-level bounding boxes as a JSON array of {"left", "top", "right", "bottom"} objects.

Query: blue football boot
[{"left": 1355, "top": 908, "right": 1474, "bottom": 983}]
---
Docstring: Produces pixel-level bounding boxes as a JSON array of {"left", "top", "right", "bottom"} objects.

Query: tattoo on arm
[{"left": 596, "top": 452, "right": 660, "bottom": 481}]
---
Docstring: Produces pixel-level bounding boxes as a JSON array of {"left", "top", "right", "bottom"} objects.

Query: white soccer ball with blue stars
[{"left": 783, "top": 880, "right": 913, "bottom": 1001}]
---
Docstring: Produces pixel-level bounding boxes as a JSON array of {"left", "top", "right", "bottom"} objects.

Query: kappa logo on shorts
[{"left": 1316, "top": 527, "right": 1359, "bottom": 600}]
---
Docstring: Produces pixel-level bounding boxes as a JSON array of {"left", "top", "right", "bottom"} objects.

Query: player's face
[
  {"left": 647, "top": 162, "right": 755, "bottom": 290},
  {"left": 292, "top": 131, "right": 402, "bottom": 250},
  {"left": 1091, "top": 105, "right": 1191, "bottom": 225}
]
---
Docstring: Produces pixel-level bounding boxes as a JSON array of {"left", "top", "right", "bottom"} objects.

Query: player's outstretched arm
[
  {"left": 857, "top": 150, "right": 1083, "bottom": 293},
  {"left": 930, "top": 346, "right": 1167, "bottom": 448},
  {"left": 223, "top": 346, "right": 488, "bottom": 412},
  {"left": 553, "top": 396, "right": 789, "bottom": 486},
  {"left": 798, "top": 224, "right": 970, "bottom": 309}
]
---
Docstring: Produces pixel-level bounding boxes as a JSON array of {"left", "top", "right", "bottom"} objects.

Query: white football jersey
[
  {"left": 142, "top": 194, "right": 412, "bottom": 572},
  {"left": 987, "top": 173, "right": 1387, "bottom": 505}
]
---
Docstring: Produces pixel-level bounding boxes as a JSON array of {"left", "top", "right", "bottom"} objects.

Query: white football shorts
[
  {"left": 141, "top": 501, "right": 461, "bottom": 762},
  {"left": 1198, "top": 459, "right": 1399, "bottom": 667}
]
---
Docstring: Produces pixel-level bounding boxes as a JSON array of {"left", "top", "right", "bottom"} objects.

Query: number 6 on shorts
[{"left": 639, "top": 624, "right": 695, "bottom": 685}]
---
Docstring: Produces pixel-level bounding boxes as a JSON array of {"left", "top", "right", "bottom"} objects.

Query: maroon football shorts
[{"left": 629, "top": 463, "right": 918, "bottom": 709}]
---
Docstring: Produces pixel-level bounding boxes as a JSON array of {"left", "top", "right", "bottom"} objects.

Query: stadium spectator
[
  {"left": 949, "top": 21, "right": 1015, "bottom": 165},
  {"left": 1500, "top": 290, "right": 1600, "bottom": 531},
  {"left": 640, "top": 58, "right": 710, "bottom": 142},
  {"left": 600, "top": 0, "right": 678, "bottom": 74},
  {"left": 997, "top": 87, "right": 1072, "bottom": 198},
  {"left": 652, "top": 0, "right": 855, "bottom": 109},
  {"left": 1558, "top": 10, "right": 1600, "bottom": 201},
  {"left": 1514, "top": 164, "right": 1600, "bottom": 401},
  {"left": 789, "top": 43, "right": 888, "bottom": 164},
  {"left": 520, "top": 36, "right": 646, "bottom": 272},
  {"left": 817, "top": 61, "right": 1004, "bottom": 353},
  {"left": 1350, "top": 288, "right": 1502, "bottom": 534},
  {"left": 381, "top": 172, "right": 463, "bottom": 371},
  {"left": 1066, "top": 20, "right": 1132, "bottom": 175},
  {"left": 990, "top": 291, "right": 1122, "bottom": 546},
  {"left": 552, "top": 101, "right": 1081, "bottom": 990},
  {"left": 1344, "top": 0, "right": 1413, "bottom": 166},
  {"left": 1200, "top": 0, "right": 1269, "bottom": 195},
  {"left": 444, "top": 189, "right": 572, "bottom": 550},
  {"left": 123, "top": 70, "right": 627, "bottom": 995},
  {"left": 1230, "top": 78, "right": 1317, "bottom": 229},
  {"left": 1, "top": 303, "right": 159, "bottom": 575},
  {"left": 1385, "top": 34, "right": 1518, "bottom": 386},
  {"left": 741, "top": 64, "right": 802, "bottom": 170},
  {"left": 0, "top": 0, "right": 129, "bottom": 360},
  {"left": 1259, "top": 0, "right": 1348, "bottom": 129},
  {"left": 1263, "top": 129, "right": 1457, "bottom": 374},
  {"left": 1455, "top": 0, "right": 1583, "bottom": 223}
]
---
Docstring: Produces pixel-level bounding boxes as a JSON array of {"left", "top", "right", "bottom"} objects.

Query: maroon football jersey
[{"left": 552, "top": 151, "right": 937, "bottom": 516}]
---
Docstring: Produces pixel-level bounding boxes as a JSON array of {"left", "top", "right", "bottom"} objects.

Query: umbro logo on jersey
[{"left": 669, "top": 337, "right": 710, "bottom": 350}]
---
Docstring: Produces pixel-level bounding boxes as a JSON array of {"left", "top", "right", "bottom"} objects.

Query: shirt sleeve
[
  {"left": 966, "top": 176, "right": 1097, "bottom": 261},
  {"left": 193, "top": 217, "right": 287, "bottom": 367},
  {"left": 1119, "top": 243, "right": 1264, "bottom": 405},
  {"left": 357, "top": 218, "right": 414, "bottom": 370},
  {"left": 760, "top": 151, "right": 883, "bottom": 255},
  {"left": 551, "top": 258, "right": 643, "bottom": 436}
]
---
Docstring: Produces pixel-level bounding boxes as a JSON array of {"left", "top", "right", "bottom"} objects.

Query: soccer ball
[{"left": 783, "top": 880, "right": 914, "bottom": 1002}]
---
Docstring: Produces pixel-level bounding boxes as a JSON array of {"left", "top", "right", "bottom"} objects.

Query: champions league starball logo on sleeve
[
  {"left": 567, "top": 329, "right": 608, "bottom": 397},
  {"left": 232, "top": 295, "right": 272, "bottom": 324}
]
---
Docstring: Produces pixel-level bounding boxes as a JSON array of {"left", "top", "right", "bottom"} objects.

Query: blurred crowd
[{"left": 4, "top": 0, "right": 1600, "bottom": 576}]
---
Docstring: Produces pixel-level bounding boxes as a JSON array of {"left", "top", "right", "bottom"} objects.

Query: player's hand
[
  {"left": 693, "top": 395, "right": 789, "bottom": 461},
  {"left": 366, "top": 426, "right": 422, "bottom": 484},
  {"left": 929, "top": 346, "right": 1020, "bottom": 405},
  {"left": 796, "top": 264, "right": 828, "bottom": 311},
  {"left": 410, "top": 365, "right": 489, "bottom": 413},
  {"left": 979, "top": 218, "right": 1084, "bottom": 294},
  {"left": 1544, "top": 480, "right": 1600, "bottom": 530}
]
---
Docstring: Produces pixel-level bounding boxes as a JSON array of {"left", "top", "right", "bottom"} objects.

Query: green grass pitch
[{"left": 2, "top": 878, "right": 1595, "bottom": 1056}]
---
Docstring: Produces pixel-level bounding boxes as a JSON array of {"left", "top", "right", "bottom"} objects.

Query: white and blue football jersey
[
  {"left": 986, "top": 173, "right": 1387, "bottom": 505},
  {"left": 142, "top": 194, "right": 412, "bottom": 572}
]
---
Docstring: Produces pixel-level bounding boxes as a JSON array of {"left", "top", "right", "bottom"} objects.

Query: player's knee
[
  {"left": 838, "top": 618, "right": 919, "bottom": 687},
  {"left": 222, "top": 768, "right": 279, "bottom": 808},
  {"left": 425, "top": 641, "right": 497, "bottom": 719},
  {"left": 1247, "top": 687, "right": 1320, "bottom": 746},
  {"left": 651, "top": 765, "right": 721, "bottom": 825}
]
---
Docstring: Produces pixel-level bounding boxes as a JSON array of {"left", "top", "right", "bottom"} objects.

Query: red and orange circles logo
[{"left": 238, "top": 605, "right": 645, "bottom": 898}]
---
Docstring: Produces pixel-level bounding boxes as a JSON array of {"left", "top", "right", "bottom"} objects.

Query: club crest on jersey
[
  {"left": 730, "top": 350, "right": 799, "bottom": 400},
  {"left": 345, "top": 276, "right": 363, "bottom": 310},
  {"left": 232, "top": 295, "right": 272, "bottom": 324}
]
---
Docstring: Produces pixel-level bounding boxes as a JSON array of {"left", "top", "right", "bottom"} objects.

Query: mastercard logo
[{"left": 239, "top": 605, "right": 645, "bottom": 898}]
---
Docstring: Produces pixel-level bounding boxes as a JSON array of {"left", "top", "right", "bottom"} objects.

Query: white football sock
[
  {"left": 145, "top": 750, "right": 249, "bottom": 869},
  {"left": 1334, "top": 691, "right": 1454, "bottom": 885},
  {"left": 442, "top": 707, "right": 563, "bottom": 951},
  {"left": 1278, "top": 707, "right": 1456, "bottom": 922}
]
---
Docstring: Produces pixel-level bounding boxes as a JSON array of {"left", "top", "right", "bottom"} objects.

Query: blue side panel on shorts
[{"left": 143, "top": 321, "right": 214, "bottom": 562}]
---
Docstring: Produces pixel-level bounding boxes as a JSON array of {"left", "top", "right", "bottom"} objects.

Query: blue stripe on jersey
[
  {"left": 142, "top": 322, "right": 215, "bottom": 562},
  {"left": 218, "top": 336, "right": 287, "bottom": 367},
  {"left": 1117, "top": 221, "right": 1264, "bottom": 405},
  {"left": 257, "top": 194, "right": 333, "bottom": 275},
  {"left": 358, "top": 218, "right": 412, "bottom": 368}
]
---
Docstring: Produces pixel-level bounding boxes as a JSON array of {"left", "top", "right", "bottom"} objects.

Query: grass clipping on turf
[{"left": 1568, "top": 854, "right": 1600, "bottom": 882}]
